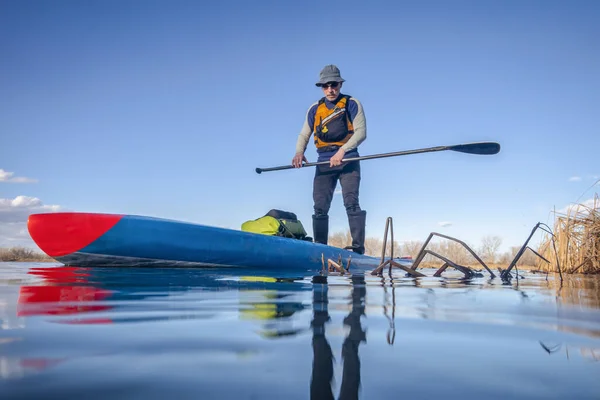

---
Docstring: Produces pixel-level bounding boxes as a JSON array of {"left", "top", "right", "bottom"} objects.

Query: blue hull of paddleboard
[{"left": 28, "top": 212, "right": 410, "bottom": 272}]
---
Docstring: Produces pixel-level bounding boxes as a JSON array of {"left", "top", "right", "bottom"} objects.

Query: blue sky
[{"left": 1, "top": 0, "right": 599, "bottom": 254}]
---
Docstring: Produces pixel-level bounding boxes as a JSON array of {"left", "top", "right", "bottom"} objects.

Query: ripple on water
[{"left": 1, "top": 262, "right": 599, "bottom": 399}]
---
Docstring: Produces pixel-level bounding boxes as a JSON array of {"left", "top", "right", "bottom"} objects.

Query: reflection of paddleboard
[
  {"left": 17, "top": 267, "right": 113, "bottom": 321},
  {"left": 28, "top": 212, "right": 413, "bottom": 270},
  {"left": 18, "top": 285, "right": 113, "bottom": 317},
  {"left": 15, "top": 266, "right": 313, "bottom": 328}
]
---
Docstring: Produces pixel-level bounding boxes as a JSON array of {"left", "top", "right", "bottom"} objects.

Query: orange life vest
[{"left": 313, "top": 95, "right": 354, "bottom": 151}]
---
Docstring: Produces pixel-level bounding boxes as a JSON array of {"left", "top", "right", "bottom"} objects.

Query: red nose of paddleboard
[{"left": 27, "top": 212, "right": 123, "bottom": 257}]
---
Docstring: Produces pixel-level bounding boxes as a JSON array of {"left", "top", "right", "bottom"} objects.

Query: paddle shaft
[{"left": 255, "top": 141, "right": 500, "bottom": 174}]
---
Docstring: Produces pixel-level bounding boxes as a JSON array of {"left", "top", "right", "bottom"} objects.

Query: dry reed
[
  {"left": 0, "top": 246, "right": 54, "bottom": 262},
  {"left": 537, "top": 194, "right": 600, "bottom": 274}
]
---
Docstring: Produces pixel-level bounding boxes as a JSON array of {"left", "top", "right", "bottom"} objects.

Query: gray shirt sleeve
[
  {"left": 295, "top": 102, "right": 317, "bottom": 154},
  {"left": 341, "top": 98, "right": 366, "bottom": 152}
]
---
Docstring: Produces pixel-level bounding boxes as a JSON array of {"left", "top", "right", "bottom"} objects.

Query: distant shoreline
[{"left": 0, "top": 247, "right": 55, "bottom": 262}]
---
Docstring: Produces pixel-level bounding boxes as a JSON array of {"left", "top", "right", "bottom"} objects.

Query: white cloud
[
  {"left": 438, "top": 221, "right": 453, "bottom": 227},
  {"left": 558, "top": 197, "right": 598, "bottom": 215},
  {"left": 0, "top": 196, "right": 62, "bottom": 248},
  {"left": 0, "top": 223, "right": 32, "bottom": 245},
  {"left": 0, "top": 196, "right": 61, "bottom": 223},
  {"left": 334, "top": 189, "right": 342, "bottom": 195},
  {"left": 0, "top": 169, "right": 38, "bottom": 183},
  {"left": 568, "top": 176, "right": 582, "bottom": 182}
]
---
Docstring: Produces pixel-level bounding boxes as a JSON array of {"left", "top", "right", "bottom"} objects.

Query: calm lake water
[{"left": 1, "top": 262, "right": 599, "bottom": 399}]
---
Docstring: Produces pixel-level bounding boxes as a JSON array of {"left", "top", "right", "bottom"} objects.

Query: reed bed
[
  {"left": 0, "top": 246, "right": 54, "bottom": 262},
  {"left": 537, "top": 194, "right": 600, "bottom": 274}
]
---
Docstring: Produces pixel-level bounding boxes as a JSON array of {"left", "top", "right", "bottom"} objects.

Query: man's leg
[
  {"left": 312, "top": 166, "right": 339, "bottom": 245},
  {"left": 340, "top": 161, "right": 366, "bottom": 254}
]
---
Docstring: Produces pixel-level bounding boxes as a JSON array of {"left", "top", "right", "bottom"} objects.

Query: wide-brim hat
[{"left": 315, "top": 64, "right": 345, "bottom": 87}]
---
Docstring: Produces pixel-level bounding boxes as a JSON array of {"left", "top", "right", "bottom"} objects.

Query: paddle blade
[{"left": 450, "top": 142, "right": 500, "bottom": 155}]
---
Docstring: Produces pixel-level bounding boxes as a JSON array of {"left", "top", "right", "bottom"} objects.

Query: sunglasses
[{"left": 320, "top": 82, "right": 340, "bottom": 89}]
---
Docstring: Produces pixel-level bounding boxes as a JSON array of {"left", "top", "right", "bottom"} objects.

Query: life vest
[{"left": 313, "top": 95, "right": 354, "bottom": 151}]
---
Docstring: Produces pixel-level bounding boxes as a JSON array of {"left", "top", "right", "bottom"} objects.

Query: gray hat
[{"left": 315, "top": 64, "right": 345, "bottom": 87}]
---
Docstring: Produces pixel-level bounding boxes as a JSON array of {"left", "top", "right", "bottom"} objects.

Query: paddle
[{"left": 255, "top": 141, "right": 500, "bottom": 174}]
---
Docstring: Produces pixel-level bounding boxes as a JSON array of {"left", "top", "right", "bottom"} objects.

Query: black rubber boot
[
  {"left": 347, "top": 210, "right": 366, "bottom": 255},
  {"left": 312, "top": 214, "right": 329, "bottom": 245}
]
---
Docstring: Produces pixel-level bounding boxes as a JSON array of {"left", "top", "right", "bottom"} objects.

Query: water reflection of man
[
  {"left": 339, "top": 275, "right": 366, "bottom": 400},
  {"left": 310, "top": 275, "right": 366, "bottom": 400},
  {"left": 310, "top": 275, "right": 334, "bottom": 399}
]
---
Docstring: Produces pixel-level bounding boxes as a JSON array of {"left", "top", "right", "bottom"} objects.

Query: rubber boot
[
  {"left": 346, "top": 210, "right": 366, "bottom": 255},
  {"left": 312, "top": 214, "right": 329, "bottom": 245}
]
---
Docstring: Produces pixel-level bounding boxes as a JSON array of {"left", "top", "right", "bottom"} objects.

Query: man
[{"left": 292, "top": 65, "right": 367, "bottom": 254}]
